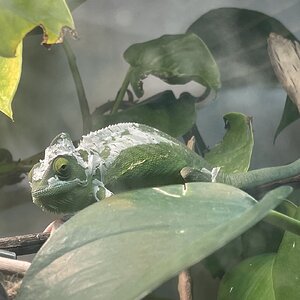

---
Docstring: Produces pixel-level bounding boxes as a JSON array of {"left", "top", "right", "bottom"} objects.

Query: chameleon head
[{"left": 28, "top": 133, "right": 109, "bottom": 213}]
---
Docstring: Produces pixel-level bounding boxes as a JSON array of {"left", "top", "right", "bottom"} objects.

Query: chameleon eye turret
[{"left": 53, "top": 157, "right": 71, "bottom": 180}]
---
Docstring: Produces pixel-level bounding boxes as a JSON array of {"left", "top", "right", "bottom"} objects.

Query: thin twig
[
  {"left": 176, "top": 138, "right": 194, "bottom": 300},
  {"left": 178, "top": 270, "right": 192, "bottom": 300},
  {"left": 111, "top": 69, "right": 132, "bottom": 114},
  {"left": 63, "top": 39, "right": 92, "bottom": 134},
  {"left": 0, "top": 233, "right": 49, "bottom": 256}
]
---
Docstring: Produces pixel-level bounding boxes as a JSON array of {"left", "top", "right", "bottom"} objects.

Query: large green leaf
[
  {"left": 0, "top": 0, "right": 75, "bottom": 58},
  {"left": 273, "top": 206, "right": 300, "bottom": 299},
  {"left": 218, "top": 254, "right": 276, "bottom": 299},
  {"left": 17, "top": 184, "right": 291, "bottom": 300},
  {"left": 187, "top": 8, "right": 296, "bottom": 87},
  {"left": 0, "top": 42, "right": 22, "bottom": 119},
  {"left": 123, "top": 33, "right": 221, "bottom": 98},
  {"left": 205, "top": 112, "right": 254, "bottom": 173},
  {"left": 92, "top": 91, "right": 196, "bottom": 137}
]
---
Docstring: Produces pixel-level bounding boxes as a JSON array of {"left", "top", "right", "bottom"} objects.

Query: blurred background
[{"left": 0, "top": 0, "right": 300, "bottom": 298}]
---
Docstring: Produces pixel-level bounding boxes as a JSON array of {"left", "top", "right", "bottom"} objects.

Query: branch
[
  {"left": 178, "top": 270, "right": 192, "bottom": 300},
  {"left": 0, "top": 257, "right": 30, "bottom": 276},
  {"left": 63, "top": 39, "right": 92, "bottom": 134},
  {"left": 0, "top": 233, "right": 49, "bottom": 256},
  {"left": 111, "top": 68, "right": 132, "bottom": 114}
]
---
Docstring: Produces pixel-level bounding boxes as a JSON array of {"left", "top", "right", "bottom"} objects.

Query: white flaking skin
[{"left": 32, "top": 123, "right": 176, "bottom": 183}]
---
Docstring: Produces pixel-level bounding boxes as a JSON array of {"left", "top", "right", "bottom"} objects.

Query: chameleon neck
[{"left": 219, "top": 158, "right": 300, "bottom": 190}]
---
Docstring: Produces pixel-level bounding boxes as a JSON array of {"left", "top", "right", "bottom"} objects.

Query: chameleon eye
[{"left": 53, "top": 157, "right": 71, "bottom": 180}]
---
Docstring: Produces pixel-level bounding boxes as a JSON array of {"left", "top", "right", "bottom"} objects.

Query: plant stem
[
  {"left": 63, "top": 39, "right": 91, "bottom": 134},
  {"left": 111, "top": 68, "right": 132, "bottom": 114},
  {"left": 265, "top": 210, "right": 300, "bottom": 235}
]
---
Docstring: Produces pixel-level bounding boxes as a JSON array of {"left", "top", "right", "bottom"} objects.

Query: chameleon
[{"left": 29, "top": 122, "right": 300, "bottom": 214}]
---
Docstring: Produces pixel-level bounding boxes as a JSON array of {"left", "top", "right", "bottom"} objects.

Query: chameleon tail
[
  {"left": 181, "top": 158, "right": 300, "bottom": 191},
  {"left": 219, "top": 158, "right": 300, "bottom": 190}
]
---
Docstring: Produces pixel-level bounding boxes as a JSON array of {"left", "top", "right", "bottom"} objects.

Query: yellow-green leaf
[
  {"left": 124, "top": 33, "right": 221, "bottom": 98},
  {"left": 0, "top": 42, "right": 22, "bottom": 119},
  {"left": 0, "top": 0, "right": 75, "bottom": 57}
]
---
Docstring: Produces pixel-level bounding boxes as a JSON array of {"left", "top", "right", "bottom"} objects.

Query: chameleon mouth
[{"left": 32, "top": 178, "right": 88, "bottom": 198}]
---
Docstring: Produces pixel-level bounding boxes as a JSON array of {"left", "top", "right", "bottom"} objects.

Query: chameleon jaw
[
  {"left": 32, "top": 177, "right": 91, "bottom": 213},
  {"left": 32, "top": 177, "right": 88, "bottom": 199}
]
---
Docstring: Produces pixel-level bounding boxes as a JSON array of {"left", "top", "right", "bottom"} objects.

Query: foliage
[
  {"left": 17, "top": 185, "right": 291, "bottom": 300},
  {"left": 0, "top": 0, "right": 76, "bottom": 119},
  {"left": 219, "top": 207, "right": 300, "bottom": 299},
  {"left": 0, "top": 2, "right": 299, "bottom": 300}
]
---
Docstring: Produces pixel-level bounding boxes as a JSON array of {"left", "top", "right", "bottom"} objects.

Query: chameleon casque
[{"left": 29, "top": 122, "right": 300, "bottom": 214}]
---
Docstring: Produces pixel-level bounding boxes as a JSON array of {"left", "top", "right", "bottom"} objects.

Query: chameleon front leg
[{"left": 43, "top": 214, "right": 74, "bottom": 234}]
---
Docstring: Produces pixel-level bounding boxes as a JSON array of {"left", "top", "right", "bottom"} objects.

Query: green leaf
[
  {"left": 274, "top": 96, "right": 299, "bottom": 142},
  {"left": 0, "top": 42, "right": 22, "bottom": 119},
  {"left": 273, "top": 206, "right": 300, "bottom": 299},
  {"left": 0, "top": 0, "right": 75, "bottom": 58},
  {"left": 187, "top": 8, "right": 296, "bottom": 87},
  {"left": 124, "top": 33, "right": 221, "bottom": 98},
  {"left": 218, "top": 254, "right": 276, "bottom": 300},
  {"left": 218, "top": 206, "right": 300, "bottom": 300},
  {"left": 205, "top": 112, "right": 254, "bottom": 173},
  {"left": 17, "top": 184, "right": 291, "bottom": 300},
  {"left": 92, "top": 91, "right": 196, "bottom": 137}
]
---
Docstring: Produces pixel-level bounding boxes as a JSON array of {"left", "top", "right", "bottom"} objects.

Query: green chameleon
[{"left": 29, "top": 122, "right": 300, "bottom": 214}]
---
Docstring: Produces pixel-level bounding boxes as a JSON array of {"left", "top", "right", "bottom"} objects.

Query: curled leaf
[
  {"left": 205, "top": 113, "right": 254, "bottom": 173},
  {"left": 124, "top": 33, "right": 220, "bottom": 98}
]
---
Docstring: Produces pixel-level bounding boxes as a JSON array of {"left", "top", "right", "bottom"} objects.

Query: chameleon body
[
  {"left": 29, "top": 123, "right": 211, "bottom": 213},
  {"left": 29, "top": 122, "right": 300, "bottom": 213}
]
